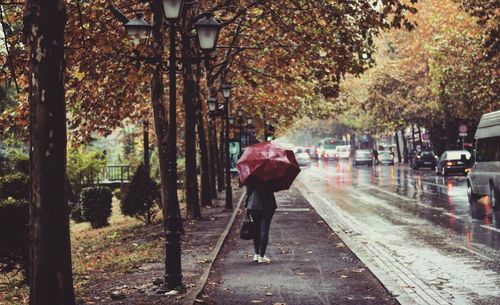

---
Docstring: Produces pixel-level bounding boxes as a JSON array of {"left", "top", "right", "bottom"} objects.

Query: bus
[{"left": 317, "top": 137, "right": 346, "bottom": 160}]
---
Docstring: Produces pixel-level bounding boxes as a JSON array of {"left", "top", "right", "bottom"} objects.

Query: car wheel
[
  {"left": 467, "top": 183, "right": 478, "bottom": 205},
  {"left": 490, "top": 183, "right": 499, "bottom": 211}
]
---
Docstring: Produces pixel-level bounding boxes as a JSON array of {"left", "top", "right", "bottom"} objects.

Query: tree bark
[
  {"left": 207, "top": 117, "right": 217, "bottom": 198},
  {"left": 181, "top": 32, "right": 201, "bottom": 220},
  {"left": 401, "top": 129, "right": 409, "bottom": 164},
  {"left": 148, "top": 2, "right": 170, "bottom": 231},
  {"left": 194, "top": 62, "right": 212, "bottom": 207},
  {"left": 24, "top": 1, "right": 75, "bottom": 304},
  {"left": 218, "top": 118, "right": 225, "bottom": 192},
  {"left": 394, "top": 132, "right": 402, "bottom": 163},
  {"left": 143, "top": 120, "right": 150, "bottom": 174}
]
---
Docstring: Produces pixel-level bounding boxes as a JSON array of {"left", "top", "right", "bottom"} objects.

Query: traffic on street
[{"left": 297, "top": 159, "right": 500, "bottom": 305}]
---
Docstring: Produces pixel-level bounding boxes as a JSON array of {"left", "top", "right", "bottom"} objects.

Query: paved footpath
[{"left": 197, "top": 187, "right": 399, "bottom": 305}]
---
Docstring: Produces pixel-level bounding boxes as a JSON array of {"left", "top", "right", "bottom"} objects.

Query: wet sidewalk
[{"left": 197, "top": 187, "right": 399, "bottom": 305}]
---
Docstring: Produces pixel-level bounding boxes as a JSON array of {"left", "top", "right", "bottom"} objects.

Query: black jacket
[{"left": 244, "top": 187, "right": 277, "bottom": 211}]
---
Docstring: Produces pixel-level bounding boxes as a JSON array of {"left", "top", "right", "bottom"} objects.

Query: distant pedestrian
[
  {"left": 372, "top": 148, "right": 379, "bottom": 165},
  {"left": 244, "top": 186, "right": 277, "bottom": 264}
]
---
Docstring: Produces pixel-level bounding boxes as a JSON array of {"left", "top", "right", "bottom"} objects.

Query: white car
[
  {"left": 294, "top": 148, "right": 311, "bottom": 166},
  {"left": 335, "top": 145, "right": 350, "bottom": 159}
]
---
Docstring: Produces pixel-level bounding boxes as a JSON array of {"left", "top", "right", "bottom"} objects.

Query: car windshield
[
  {"left": 446, "top": 151, "right": 471, "bottom": 160},
  {"left": 379, "top": 151, "right": 391, "bottom": 157},
  {"left": 337, "top": 147, "right": 347, "bottom": 152},
  {"left": 356, "top": 150, "right": 371, "bottom": 157},
  {"left": 420, "top": 151, "right": 434, "bottom": 156}
]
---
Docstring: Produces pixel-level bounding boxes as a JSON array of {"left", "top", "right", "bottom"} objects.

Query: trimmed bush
[
  {"left": 81, "top": 186, "right": 113, "bottom": 229},
  {"left": 0, "top": 173, "right": 29, "bottom": 200},
  {"left": 121, "top": 164, "right": 161, "bottom": 225},
  {"left": 70, "top": 203, "right": 85, "bottom": 223},
  {"left": 0, "top": 198, "right": 29, "bottom": 277},
  {"left": 0, "top": 172, "right": 29, "bottom": 280}
]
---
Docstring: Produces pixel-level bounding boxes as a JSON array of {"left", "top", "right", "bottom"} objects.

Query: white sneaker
[
  {"left": 252, "top": 254, "right": 259, "bottom": 262},
  {"left": 258, "top": 256, "right": 271, "bottom": 264}
]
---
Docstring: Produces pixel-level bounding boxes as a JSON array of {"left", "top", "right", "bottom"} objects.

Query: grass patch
[{"left": 0, "top": 198, "right": 167, "bottom": 305}]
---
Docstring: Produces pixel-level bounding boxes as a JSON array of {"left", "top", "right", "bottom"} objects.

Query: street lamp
[
  {"left": 194, "top": 13, "right": 221, "bottom": 53},
  {"left": 221, "top": 82, "right": 232, "bottom": 99},
  {"left": 237, "top": 106, "right": 243, "bottom": 118},
  {"left": 247, "top": 116, "right": 253, "bottom": 126},
  {"left": 221, "top": 82, "right": 233, "bottom": 209},
  {"left": 124, "top": 13, "right": 151, "bottom": 46},
  {"left": 207, "top": 96, "right": 217, "bottom": 112},
  {"left": 162, "top": 0, "right": 184, "bottom": 21},
  {"left": 229, "top": 116, "right": 235, "bottom": 125},
  {"left": 122, "top": 0, "right": 223, "bottom": 291}
]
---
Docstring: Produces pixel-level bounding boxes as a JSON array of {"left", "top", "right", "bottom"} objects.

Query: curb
[{"left": 182, "top": 191, "right": 245, "bottom": 305}]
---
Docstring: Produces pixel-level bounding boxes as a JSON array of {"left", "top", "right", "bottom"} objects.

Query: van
[{"left": 467, "top": 110, "right": 500, "bottom": 211}]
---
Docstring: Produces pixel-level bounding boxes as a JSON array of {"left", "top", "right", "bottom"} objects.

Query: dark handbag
[{"left": 240, "top": 212, "right": 256, "bottom": 240}]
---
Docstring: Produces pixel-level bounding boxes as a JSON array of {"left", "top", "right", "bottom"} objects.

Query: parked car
[
  {"left": 353, "top": 149, "right": 373, "bottom": 166},
  {"left": 410, "top": 150, "right": 437, "bottom": 169},
  {"left": 305, "top": 146, "right": 319, "bottom": 160},
  {"left": 294, "top": 147, "right": 311, "bottom": 166},
  {"left": 435, "top": 150, "right": 472, "bottom": 176},
  {"left": 467, "top": 110, "right": 500, "bottom": 211},
  {"left": 378, "top": 151, "right": 394, "bottom": 165},
  {"left": 335, "top": 145, "right": 350, "bottom": 159}
]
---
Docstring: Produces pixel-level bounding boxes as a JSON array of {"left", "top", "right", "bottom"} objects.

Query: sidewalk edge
[
  {"left": 183, "top": 191, "right": 245, "bottom": 305},
  {"left": 296, "top": 181, "right": 417, "bottom": 305}
]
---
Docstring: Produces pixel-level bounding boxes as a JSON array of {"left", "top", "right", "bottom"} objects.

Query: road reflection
[{"left": 306, "top": 159, "right": 500, "bottom": 251}]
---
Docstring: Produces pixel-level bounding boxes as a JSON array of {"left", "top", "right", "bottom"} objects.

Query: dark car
[
  {"left": 436, "top": 150, "right": 472, "bottom": 176},
  {"left": 305, "top": 146, "right": 319, "bottom": 160},
  {"left": 353, "top": 149, "right": 373, "bottom": 166},
  {"left": 411, "top": 150, "right": 437, "bottom": 170}
]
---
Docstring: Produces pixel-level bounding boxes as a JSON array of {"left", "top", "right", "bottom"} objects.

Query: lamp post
[
  {"left": 237, "top": 106, "right": 243, "bottom": 148},
  {"left": 221, "top": 82, "right": 233, "bottom": 209},
  {"left": 123, "top": 0, "right": 222, "bottom": 290},
  {"left": 246, "top": 115, "right": 253, "bottom": 146}
]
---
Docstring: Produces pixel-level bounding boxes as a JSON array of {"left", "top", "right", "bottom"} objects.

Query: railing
[
  {"left": 98, "top": 165, "right": 130, "bottom": 183},
  {"left": 75, "top": 165, "right": 130, "bottom": 187}
]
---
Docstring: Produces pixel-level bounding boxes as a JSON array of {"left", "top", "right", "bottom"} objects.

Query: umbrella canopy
[{"left": 236, "top": 142, "right": 301, "bottom": 192}]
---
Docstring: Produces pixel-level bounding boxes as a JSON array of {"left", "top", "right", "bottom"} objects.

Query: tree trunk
[
  {"left": 181, "top": 32, "right": 201, "bottom": 220},
  {"left": 143, "top": 120, "right": 150, "bottom": 174},
  {"left": 148, "top": 2, "right": 170, "bottom": 231},
  {"left": 208, "top": 117, "right": 218, "bottom": 198},
  {"left": 417, "top": 125, "right": 423, "bottom": 148},
  {"left": 194, "top": 63, "right": 212, "bottom": 207},
  {"left": 24, "top": 1, "right": 75, "bottom": 304},
  {"left": 394, "top": 132, "right": 402, "bottom": 163},
  {"left": 401, "top": 129, "right": 409, "bottom": 164},
  {"left": 411, "top": 124, "right": 416, "bottom": 150},
  {"left": 218, "top": 118, "right": 225, "bottom": 192}
]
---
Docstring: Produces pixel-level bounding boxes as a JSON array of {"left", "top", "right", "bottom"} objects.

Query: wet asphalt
[
  {"left": 298, "top": 159, "right": 500, "bottom": 305},
  {"left": 199, "top": 187, "right": 399, "bottom": 305}
]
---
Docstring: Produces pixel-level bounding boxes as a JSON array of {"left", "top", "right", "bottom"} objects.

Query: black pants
[{"left": 250, "top": 209, "right": 275, "bottom": 256}]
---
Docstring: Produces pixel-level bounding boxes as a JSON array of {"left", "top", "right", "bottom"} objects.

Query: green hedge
[
  {"left": 81, "top": 186, "right": 113, "bottom": 229},
  {"left": 0, "top": 172, "right": 29, "bottom": 279},
  {"left": 0, "top": 173, "right": 29, "bottom": 200}
]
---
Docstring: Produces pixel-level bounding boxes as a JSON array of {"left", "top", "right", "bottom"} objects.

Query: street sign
[
  {"left": 459, "top": 132, "right": 467, "bottom": 137},
  {"left": 459, "top": 124, "right": 468, "bottom": 134}
]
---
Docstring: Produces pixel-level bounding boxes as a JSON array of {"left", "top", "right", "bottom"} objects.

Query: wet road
[{"left": 297, "top": 160, "right": 500, "bottom": 305}]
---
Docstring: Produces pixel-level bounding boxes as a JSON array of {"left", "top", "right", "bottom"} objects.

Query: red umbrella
[{"left": 236, "top": 142, "right": 301, "bottom": 192}]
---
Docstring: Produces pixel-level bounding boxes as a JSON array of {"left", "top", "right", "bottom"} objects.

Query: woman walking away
[{"left": 245, "top": 186, "right": 277, "bottom": 264}]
